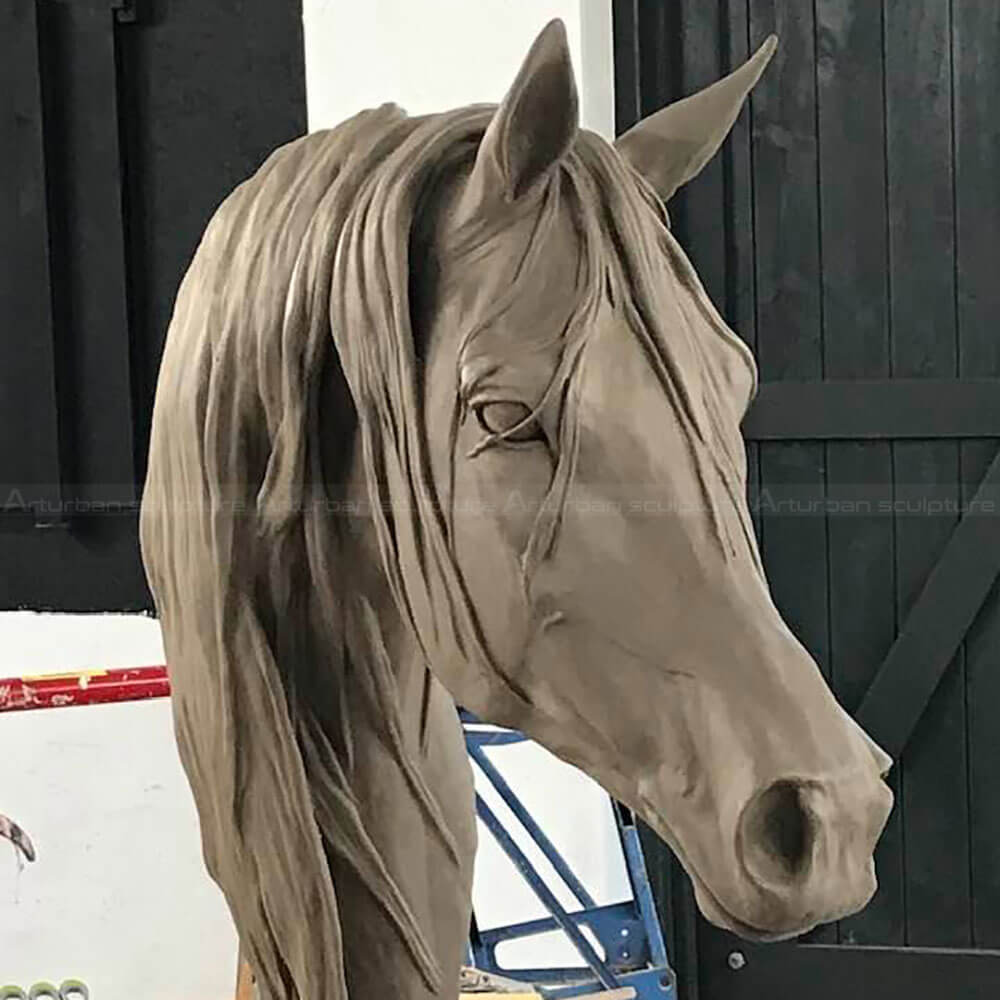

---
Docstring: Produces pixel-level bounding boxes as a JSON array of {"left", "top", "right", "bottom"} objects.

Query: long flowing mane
[{"left": 140, "top": 101, "right": 757, "bottom": 998}]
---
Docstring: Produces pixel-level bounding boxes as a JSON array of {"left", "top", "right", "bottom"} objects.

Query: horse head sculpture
[{"left": 141, "top": 19, "right": 892, "bottom": 999}]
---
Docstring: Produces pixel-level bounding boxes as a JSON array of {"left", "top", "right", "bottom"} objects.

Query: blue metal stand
[{"left": 461, "top": 712, "right": 677, "bottom": 999}]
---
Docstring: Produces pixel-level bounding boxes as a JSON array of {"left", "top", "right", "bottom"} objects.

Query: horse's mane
[{"left": 140, "top": 102, "right": 756, "bottom": 999}]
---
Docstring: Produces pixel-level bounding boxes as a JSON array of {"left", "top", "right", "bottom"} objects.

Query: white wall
[
  {"left": 303, "top": 0, "right": 615, "bottom": 138},
  {"left": 0, "top": 613, "right": 238, "bottom": 998},
  {"left": 1, "top": 2, "right": 622, "bottom": 992}
]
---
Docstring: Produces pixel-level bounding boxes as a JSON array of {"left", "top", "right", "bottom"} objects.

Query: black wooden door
[
  {"left": 615, "top": 2, "right": 1000, "bottom": 997},
  {"left": 0, "top": 0, "right": 306, "bottom": 610}
]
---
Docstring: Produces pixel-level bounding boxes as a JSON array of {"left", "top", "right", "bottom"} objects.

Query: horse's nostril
[{"left": 738, "top": 780, "right": 814, "bottom": 887}]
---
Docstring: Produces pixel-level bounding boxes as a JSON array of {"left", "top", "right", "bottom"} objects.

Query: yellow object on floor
[{"left": 458, "top": 966, "right": 540, "bottom": 994}]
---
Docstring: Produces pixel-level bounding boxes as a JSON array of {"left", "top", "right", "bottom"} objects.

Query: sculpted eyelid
[
  {"left": 461, "top": 374, "right": 534, "bottom": 410},
  {"left": 456, "top": 359, "right": 502, "bottom": 405},
  {"left": 466, "top": 389, "right": 528, "bottom": 409}
]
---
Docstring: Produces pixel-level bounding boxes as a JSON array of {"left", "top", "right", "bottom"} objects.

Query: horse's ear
[
  {"left": 615, "top": 36, "right": 778, "bottom": 202},
  {"left": 463, "top": 19, "right": 579, "bottom": 211}
]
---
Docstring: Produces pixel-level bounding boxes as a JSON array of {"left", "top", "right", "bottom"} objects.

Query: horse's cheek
[
  {"left": 447, "top": 448, "right": 551, "bottom": 660},
  {"left": 453, "top": 444, "right": 553, "bottom": 557}
]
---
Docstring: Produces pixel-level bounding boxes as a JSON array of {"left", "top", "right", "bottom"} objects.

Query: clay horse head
[{"left": 141, "top": 19, "right": 892, "bottom": 999}]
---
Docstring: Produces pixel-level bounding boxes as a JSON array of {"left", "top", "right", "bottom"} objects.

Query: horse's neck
[
  {"left": 316, "top": 515, "right": 476, "bottom": 999},
  {"left": 343, "top": 508, "right": 437, "bottom": 750}
]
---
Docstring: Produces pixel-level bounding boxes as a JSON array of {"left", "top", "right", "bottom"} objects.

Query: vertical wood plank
[
  {"left": 815, "top": 0, "right": 902, "bottom": 947},
  {"left": 611, "top": 0, "right": 641, "bottom": 133},
  {"left": 748, "top": 2, "right": 829, "bottom": 661},
  {"left": 636, "top": 1, "right": 675, "bottom": 120},
  {"left": 722, "top": 1, "right": 762, "bottom": 544},
  {"left": 748, "top": 0, "right": 830, "bottom": 942},
  {"left": 0, "top": 0, "right": 64, "bottom": 514},
  {"left": 884, "top": 0, "right": 970, "bottom": 949},
  {"left": 235, "top": 950, "right": 255, "bottom": 1000},
  {"left": 641, "top": 825, "right": 701, "bottom": 1000},
  {"left": 953, "top": 0, "right": 1000, "bottom": 952},
  {"left": 674, "top": 0, "right": 726, "bottom": 309},
  {"left": 722, "top": 0, "right": 755, "bottom": 353},
  {"left": 42, "top": 1, "right": 137, "bottom": 505}
]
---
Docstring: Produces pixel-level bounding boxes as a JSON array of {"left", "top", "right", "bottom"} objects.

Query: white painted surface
[
  {"left": 0, "top": 613, "right": 237, "bottom": 997},
  {"left": 578, "top": 0, "right": 616, "bottom": 141},
  {"left": 1, "top": 2, "right": 623, "bottom": 990},
  {"left": 303, "top": 0, "right": 615, "bottom": 139}
]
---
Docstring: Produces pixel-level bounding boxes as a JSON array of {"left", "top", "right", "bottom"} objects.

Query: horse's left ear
[
  {"left": 463, "top": 19, "right": 579, "bottom": 211},
  {"left": 615, "top": 36, "right": 778, "bottom": 202}
]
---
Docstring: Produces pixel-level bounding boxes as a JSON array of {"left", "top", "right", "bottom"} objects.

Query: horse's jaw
[{"left": 625, "top": 752, "right": 890, "bottom": 943}]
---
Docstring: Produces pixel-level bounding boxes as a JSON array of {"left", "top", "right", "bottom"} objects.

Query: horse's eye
[{"left": 474, "top": 401, "right": 543, "bottom": 442}]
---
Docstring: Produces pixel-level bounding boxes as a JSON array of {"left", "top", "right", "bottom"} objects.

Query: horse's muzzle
[{"left": 733, "top": 768, "right": 894, "bottom": 935}]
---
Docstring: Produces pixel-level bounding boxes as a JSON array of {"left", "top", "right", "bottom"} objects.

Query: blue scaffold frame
[{"left": 461, "top": 711, "right": 677, "bottom": 1000}]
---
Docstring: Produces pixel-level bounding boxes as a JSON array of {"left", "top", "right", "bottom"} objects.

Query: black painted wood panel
[
  {"left": 720, "top": 1, "right": 761, "bottom": 546},
  {"left": 746, "top": 32, "right": 832, "bottom": 966},
  {"left": 33, "top": 0, "right": 136, "bottom": 508},
  {"left": 0, "top": 0, "right": 307, "bottom": 609},
  {"left": 1, "top": 0, "right": 64, "bottom": 516},
  {"left": 953, "top": 0, "right": 1000, "bottom": 953},
  {"left": 698, "top": 939, "right": 1000, "bottom": 1000},
  {"left": 814, "top": 0, "right": 900, "bottom": 950},
  {"left": 883, "top": 0, "right": 970, "bottom": 950},
  {"left": 614, "top": 0, "right": 1000, "bottom": 993}
]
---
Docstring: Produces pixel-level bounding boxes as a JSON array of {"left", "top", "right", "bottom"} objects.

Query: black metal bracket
[{"left": 112, "top": 0, "right": 137, "bottom": 24}]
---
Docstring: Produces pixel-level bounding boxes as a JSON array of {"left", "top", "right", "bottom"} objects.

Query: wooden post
[{"left": 234, "top": 946, "right": 254, "bottom": 1000}]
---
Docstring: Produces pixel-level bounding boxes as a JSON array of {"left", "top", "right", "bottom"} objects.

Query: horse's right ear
[
  {"left": 615, "top": 36, "right": 778, "bottom": 202},
  {"left": 460, "top": 19, "right": 579, "bottom": 215}
]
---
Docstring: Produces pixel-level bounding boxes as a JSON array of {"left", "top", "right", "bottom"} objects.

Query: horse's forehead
[
  {"left": 444, "top": 187, "right": 578, "bottom": 289},
  {"left": 437, "top": 189, "right": 582, "bottom": 373}
]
